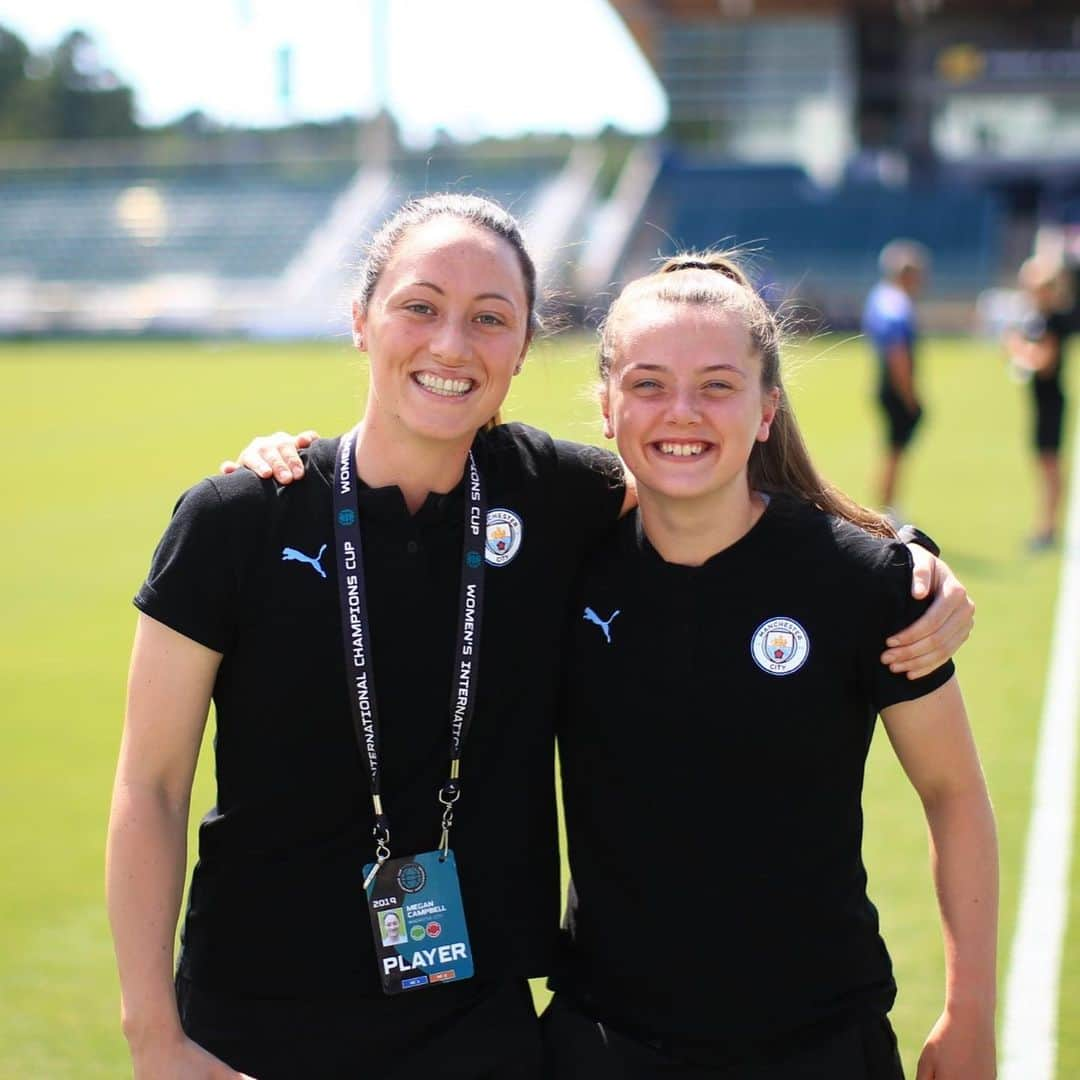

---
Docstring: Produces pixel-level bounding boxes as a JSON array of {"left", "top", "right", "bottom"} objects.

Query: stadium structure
[{"left": 1, "top": 0, "right": 1077, "bottom": 336}]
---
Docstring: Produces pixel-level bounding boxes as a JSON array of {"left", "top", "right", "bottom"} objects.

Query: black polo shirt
[
  {"left": 553, "top": 495, "right": 955, "bottom": 1044},
  {"left": 134, "top": 422, "right": 624, "bottom": 997}
]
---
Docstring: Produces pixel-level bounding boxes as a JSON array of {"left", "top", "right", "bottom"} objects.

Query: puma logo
[
  {"left": 583, "top": 606, "right": 620, "bottom": 645},
  {"left": 282, "top": 544, "right": 327, "bottom": 579}
]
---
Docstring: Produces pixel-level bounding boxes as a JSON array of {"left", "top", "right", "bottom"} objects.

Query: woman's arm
[
  {"left": 880, "top": 678, "right": 998, "bottom": 1080},
  {"left": 106, "top": 615, "right": 249, "bottom": 1079},
  {"left": 883, "top": 549, "right": 975, "bottom": 679}
]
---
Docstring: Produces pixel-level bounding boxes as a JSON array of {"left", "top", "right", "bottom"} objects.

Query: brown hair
[
  {"left": 355, "top": 193, "right": 538, "bottom": 429},
  {"left": 599, "top": 252, "right": 894, "bottom": 538}
]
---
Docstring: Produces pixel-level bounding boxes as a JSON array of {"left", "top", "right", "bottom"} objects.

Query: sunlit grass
[{"left": 4, "top": 333, "right": 1077, "bottom": 1075}]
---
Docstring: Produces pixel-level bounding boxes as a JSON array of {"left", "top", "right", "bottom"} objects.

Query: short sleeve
[
  {"left": 863, "top": 285, "right": 913, "bottom": 352},
  {"left": 133, "top": 478, "right": 243, "bottom": 652},
  {"left": 876, "top": 314, "right": 910, "bottom": 351},
  {"left": 862, "top": 541, "right": 955, "bottom": 713},
  {"left": 552, "top": 439, "right": 625, "bottom": 544}
]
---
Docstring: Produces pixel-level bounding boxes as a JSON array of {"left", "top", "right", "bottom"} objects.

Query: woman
[
  {"left": 109, "top": 195, "right": 970, "bottom": 1080},
  {"left": 108, "top": 194, "right": 628, "bottom": 1080},
  {"left": 544, "top": 255, "right": 997, "bottom": 1078},
  {"left": 1003, "top": 254, "right": 1074, "bottom": 550}
]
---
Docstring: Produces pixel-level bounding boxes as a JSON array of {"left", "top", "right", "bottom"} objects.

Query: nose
[
  {"left": 665, "top": 386, "right": 701, "bottom": 425},
  {"left": 429, "top": 317, "right": 469, "bottom": 366}
]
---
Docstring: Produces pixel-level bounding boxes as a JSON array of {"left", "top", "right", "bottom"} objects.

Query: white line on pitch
[{"left": 1000, "top": 429, "right": 1080, "bottom": 1080}]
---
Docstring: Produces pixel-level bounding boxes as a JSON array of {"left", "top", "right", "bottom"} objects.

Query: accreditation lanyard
[{"left": 331, "top": 427, "right": 486, "bottom": 884}]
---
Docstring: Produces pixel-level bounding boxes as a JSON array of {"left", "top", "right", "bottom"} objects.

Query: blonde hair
[{"left": 599, "top": 252, "right": 895, "bottom": 538}]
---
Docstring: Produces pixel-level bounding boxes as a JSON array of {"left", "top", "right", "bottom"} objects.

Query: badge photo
[
  {"left": 485, "top": 508, "right": 523, "bottom": 566},
  {"left": 751, "top": 616, "right": 810, "bottom": 676}
]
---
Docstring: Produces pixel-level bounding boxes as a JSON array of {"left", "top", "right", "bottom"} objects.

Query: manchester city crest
[
  {"left": 485, "top": 508, "right": 523, "bottom": 566},
  {"left": 751, "top": 617, "right": 810, "bottom": 676}
]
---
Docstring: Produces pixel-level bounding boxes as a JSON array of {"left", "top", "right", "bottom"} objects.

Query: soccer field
[{"left": 5, "top": 332, "right": 1079, "bottom": 1077}]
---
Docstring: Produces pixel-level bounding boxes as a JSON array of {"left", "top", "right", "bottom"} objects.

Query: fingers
[
  {"left": 234, "top": 431, "right": 314, "bottom": 484},
  {"left": 881, "top": 555, "right": 975, "bottom": 679},
  {"left": 907, "top": 543, "right": 935, "bottom": 600},
  {"left": 881, "top": 596, "right": 975, "bottom": 679},
  {"left": 219, "top": 459, "right": 239, "bottom": 475}
]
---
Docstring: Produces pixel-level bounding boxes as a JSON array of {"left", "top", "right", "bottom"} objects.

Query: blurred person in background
[
  {"left": 1003, "top": 254, "right": 1074, "bottom": 551},
  {"left": 862, "top": 240, "right": 931, "bottom": 523}
]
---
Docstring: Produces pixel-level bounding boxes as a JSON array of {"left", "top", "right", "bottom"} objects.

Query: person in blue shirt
[{"left": 862, "top": 239, "right": 930, "bottom": 521}]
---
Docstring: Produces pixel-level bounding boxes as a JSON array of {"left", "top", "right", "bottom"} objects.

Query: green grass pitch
[{"left": 3, "top": 331, "right": 1078, "bottom": 1077}]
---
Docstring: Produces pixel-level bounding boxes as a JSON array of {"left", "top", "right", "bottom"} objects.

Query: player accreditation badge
[
  {"left": 363, "top": 850, "right": 475, "bottom": 994},
  {"left": 751, "top": 616, "right": 810, "bottom": 676},
  {"left": 484, "top": 508, "right": 523, "bottom": 566}
]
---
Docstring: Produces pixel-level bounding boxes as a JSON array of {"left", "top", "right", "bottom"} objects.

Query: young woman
[
  {"left": 1003, "top": 254, "right": 1074, "bottom": 550},
  {"left": 108, "top": 195, "right": 628, "bottom": 1080},
  {"left": 109, "top": 194, "right": 971, "bottom": 1080},
  {"left": 544, "top": 255, "right": 997, "bottom": 1079}
]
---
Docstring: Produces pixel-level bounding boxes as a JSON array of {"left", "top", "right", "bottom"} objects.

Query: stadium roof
[{"left": 610, "top": 0, "right": 1078, "bottom": 70}]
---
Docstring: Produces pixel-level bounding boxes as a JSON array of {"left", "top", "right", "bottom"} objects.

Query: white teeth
[
  {"left": 658, "top": 442, "right": 707, "bottom": 457},
  {"left": 415, "top": 372, "right": 473, "bottom": 396}
]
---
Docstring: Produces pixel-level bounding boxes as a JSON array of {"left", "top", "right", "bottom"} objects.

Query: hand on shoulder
[{"left": 220, "top": 430, "right": 319, "bottom": 484}]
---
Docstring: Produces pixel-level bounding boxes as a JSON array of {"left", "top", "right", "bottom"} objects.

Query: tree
[{"left": 0, "top": 25, "right": 138, "bottom": 139}]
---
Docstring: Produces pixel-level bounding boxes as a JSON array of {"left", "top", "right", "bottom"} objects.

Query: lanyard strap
[{"left": 331, "top": 427, "right": 487, "bottom": 867}]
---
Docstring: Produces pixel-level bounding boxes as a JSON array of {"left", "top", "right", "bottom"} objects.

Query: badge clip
[
  {"left": 438, "top": 780, "right": 460, "bottom": 861},
  {"left": 364, "top": 820, "right": 392, "bottom": 893}
]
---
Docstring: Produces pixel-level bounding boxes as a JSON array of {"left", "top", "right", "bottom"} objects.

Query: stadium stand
[
  {"left": 0, "top": 150, "right": 574, "bottom": 335},
  {"left": 0, "top": 165, "right": 358, "bottom": 282},
  {"left": 623, "top": 152, "right": 1004, "bottom": 325}
]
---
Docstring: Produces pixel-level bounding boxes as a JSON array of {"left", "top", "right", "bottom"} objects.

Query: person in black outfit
[
  {"left": 106, "top": 195, "right": 629, "bottom": 1080},
  {"left": 1004, "top": 254, "right": 1074, "bottom": 550},
  {"left": 542, "top": 254, "right": 998, "bottom": 1079}
]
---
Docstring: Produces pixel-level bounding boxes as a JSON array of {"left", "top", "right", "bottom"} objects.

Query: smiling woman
[
  {"left": 544, "top": 252, "right": 998, "bottom": 1079},
  {"left": 105, "top": 193, "right": 630, "bottom": 1080},
  {"left": 350, "top": 199, "right": 536, "bottom": 489}
]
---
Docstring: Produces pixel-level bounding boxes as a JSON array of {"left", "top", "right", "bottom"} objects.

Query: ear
[
  {"left": 757, "top": 387, "right": 780, "bottom": 442},
  {"left": 513, "top": 331, "right": 533, "bottom": 376},
  {"left": 600, "top": 385, "right": 614, "bottom": 440},
  {"left": 351, "top": 300, "right": 366, "bottom": 352}
]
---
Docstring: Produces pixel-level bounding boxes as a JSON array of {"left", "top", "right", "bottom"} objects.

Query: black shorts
[
  {"left": 540, "top": 993, "right": 904, "bottom": 1079},
  {"left": 176, "top": 973, "right": 542, "bottom": 1080},
  {"left": 1032, "top": 385, "right": 1065, "bottom": 452},
  {"left": 878, "top": 387, "right": 923, "bottom": 450}
]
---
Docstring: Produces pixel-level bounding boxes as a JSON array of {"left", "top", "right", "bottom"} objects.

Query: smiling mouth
[
  {"left": 655, "top": 441, "right": 711, "bottom": 457},
  {"left": 413, "top": 372, "right": 475, "bottom": 397}
]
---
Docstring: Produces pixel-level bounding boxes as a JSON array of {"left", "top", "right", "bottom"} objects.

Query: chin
[{"left": 397, "top": 408, "right": 485, "bottom": 442}]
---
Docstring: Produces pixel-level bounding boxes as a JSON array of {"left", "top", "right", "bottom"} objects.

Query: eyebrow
[
  {"left": 411, "top": 280, "right": 517, "bottom": 306},
  {"left": 626, "top": 362, "right": 746, "bottom": 374}
]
